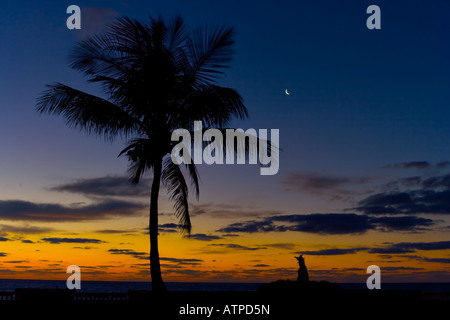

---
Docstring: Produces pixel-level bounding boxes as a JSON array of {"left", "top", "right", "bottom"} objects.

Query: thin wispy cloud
[
  {"left": 281, "top": 172, "right": 371, "bottom": 200},
  {"left": 382, "top": 161, "right": 450, "bottom": 170},
  {"left": 189, "top": 202, "right": 282, "bottom": 219},
  {"left": 50, "top": 175, "right": 151, "bottom": 198},
  {"left": 186, "top": 233, "right": 223, "bottom": 241},
  {"left": 208, "top": 243, "right": 267, "bottom": 251},
  {"left": 0, "top": 224, "right": 54, "bottom": 235},
  {"left": 41, "top": 237, "right": 105, "bottom": 244}
]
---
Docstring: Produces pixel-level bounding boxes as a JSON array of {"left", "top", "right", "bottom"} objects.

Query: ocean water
[{"left": 0, "top": 279, "right": 448, "bottom": 293}]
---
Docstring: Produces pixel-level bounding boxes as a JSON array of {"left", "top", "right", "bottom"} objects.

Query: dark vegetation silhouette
[{"left": 36, "top": 15, "right": 248, "bottom": 292}]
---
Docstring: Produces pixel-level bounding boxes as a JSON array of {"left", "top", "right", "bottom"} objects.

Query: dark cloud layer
[
  {"left": 368, "top": 241, "right": 450, "bottom": 254},
  {"left": 107, "top": 249, "right": 203, "bottom": 266},
  {"left": 50, "top": 176, "right": 151, "bottom": 197},
  {"left": 0, "top": 199, "right": 146, "bottom": 222},
  {"left": 41, "top": 237, "right": 105, "bottom": 244},
  {"left": 301, "top": 248, "right": 368, "bottom": 255},
  {"left": 0, "top": 224, "right": 54, "bottom": 234},
  {"left": 217, "top": 213, "right": 434, "bottom": 235},
  {"left": 369, "top": 216, "right": 434, "bottom": 231},
  {"left": 186, "top": 233, "right": 223, "bottom": 241},
  {"left": 208, "top": 244, "right": 267, "bottom": 251},
  {"left": 158, "top": 223, "right": 180, "bottom": 233},
  {"left": 160, "top": 257, "right": 203, "bottom": 265},
  {"left": 108, "top": 249, "right": 148, "bottom": 260},
  {"left": 383, "top": 161, "right": 450, "bottom": 170},
  {"left": 354, "top": 173, "right": 450, "bottom": 215},
  {"left": 189, "top": 203, "right": 282, "bottom": 219},
  {"left": 299, "top": 241, "right": 450, "bottom": 258},
  {"left": 383, "top": 161, "right": 431, "bottom": 170}
]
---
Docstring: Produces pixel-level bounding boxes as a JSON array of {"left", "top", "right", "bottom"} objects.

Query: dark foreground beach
[{"left": 0, "top": 284, "right": 448, "bottom": 318}]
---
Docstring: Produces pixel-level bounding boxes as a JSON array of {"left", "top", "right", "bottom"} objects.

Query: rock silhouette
[{"left": 258, "top": 254, "right": 340, "bottom": 298}]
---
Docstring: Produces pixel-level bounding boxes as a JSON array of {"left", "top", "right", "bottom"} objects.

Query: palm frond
[
  {"left": 119, "top": 138, "right": 159, "bottom": 184},
  {"left": 161, "top": 157, "right": 192, "bottom": 234},
  {"left": 167, "top": 15, "right": 188, "bottom": 53},
  {"left": 69, "top": 33, "right": 127, "bottom": 79},
  {"left": 172, "top": 85, "right": 247, "bottom": 129},
  {"left": 108, "top": 17, "right": 150, "bottom": 56},
  {"left": 36, "top": 83, "right": 138, "bottom": 140},
  {"left": 185, "top": 25, "right": 235, "bottom": 86}
]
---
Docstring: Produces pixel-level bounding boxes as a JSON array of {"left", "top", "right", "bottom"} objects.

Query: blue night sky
[{"left": 0, "top": 0, "right": 449, "bottom": 282}]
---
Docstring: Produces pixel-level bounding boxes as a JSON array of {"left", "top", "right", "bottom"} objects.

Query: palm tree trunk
[{"left": 149, "top": 157, "right": 166, "bottom": 292}]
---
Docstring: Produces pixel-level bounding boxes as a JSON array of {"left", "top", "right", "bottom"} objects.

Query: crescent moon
[{"left": 285, "top": 89, "right": 290, "bottom": 95}]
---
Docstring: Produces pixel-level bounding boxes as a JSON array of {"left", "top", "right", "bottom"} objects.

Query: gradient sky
[{"left": 0, "top": 0, "right": 449, "bottom": 283}]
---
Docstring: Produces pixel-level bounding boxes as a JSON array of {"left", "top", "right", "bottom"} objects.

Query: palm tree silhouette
[{"left": 36, "top": 16, "right": 248, "bottom": 292}]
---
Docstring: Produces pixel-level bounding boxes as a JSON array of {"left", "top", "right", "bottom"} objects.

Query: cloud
[
  {"left": 301, "top": 248, "right": 368, "bottom": 255},
  {"left": 403, "top": 255, "right": 450, "bottom": 264},
  {"left": 50, "top": 175, "right": 151, "bottom": 198},
  {"left": 354, "top": 187, "right": 450, "bottom": 216},
  {"left": 3, "top": 260, "right": 28, "bottom": 264},
  {"left": 350, "top": 172, "right": 450, "bottom": 216},
  {"left": 0, "top": 199, "right": 146, "bottom": 222},
  {"left": 436, "top": 161, "right": 450, "bottom": 169},
  {"left": 0, "top": 253, "right": 7, "bottom": 257},
  {"left": 262, "top": 243, "right": 297, "bottom": 250},
  {"left": 381, "top": 267, "right": 424, "bottom": 272},
  {"left": 95, "top": 229, "right": 136, "bottom": 234},
  {"left": 217, "top": 213, "right": 435, "bottom": 235},
  {"left": 216, "top": 220, "right": 286, "bottom": 234},
  {"left": 297, "top": 241, "right": 450, "bottom": 260},
  {"left": 281, "top": 172, "right": 370, "bottom": 199},
  {"left": 0, "top": 224, "right": 54, "bottom": 234},
  {"left": 272, "top": 214, "right": 373, "bottom": 234},
  {"left": 217, "top": 213, "right": 372, "bottom": 235},
  {"left": 158, "top": 223, "right": 180, "bottom": 233},
  {"left": 369, "top": 216, "right": 434, "bottom": 231},
  {"left": 41, "top": 237, "right": 105, "bottom": 244},
  {"left": 0, "top": 237, "right": 9, "bottom": 241},
  {"left": 189, "top": 203, "right": 282, "bottom": 219},
  {"left": 108, "top": 248, "right": 148, "bottom": 260},
  {"left": 369, "top": 241, "right": 450, "bottom": 254},
  {"left": 383, "top": 161, "right": 450, "bottom": 170},
  {"left": 186, "top": 233, "right": 223, "bottom": 241},
  {"left": 421, "top": 174, "right": 450, "bottom": 189},
  {"left": 160, "top": 257, "right": 203, "bottom": 265},
  {"left": 420, "top": 257, "right": 450, "bottom": 264},
  {"left": 208, "top": 244, "right": 267, "bottom": 251},
  {"left": 383, "top": 161, "right": 432, "bottom": 170}
]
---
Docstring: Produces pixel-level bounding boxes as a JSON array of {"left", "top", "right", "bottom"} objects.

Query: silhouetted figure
[{"left": 296, "top": 254, "right": 309, "bottom": 283}]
